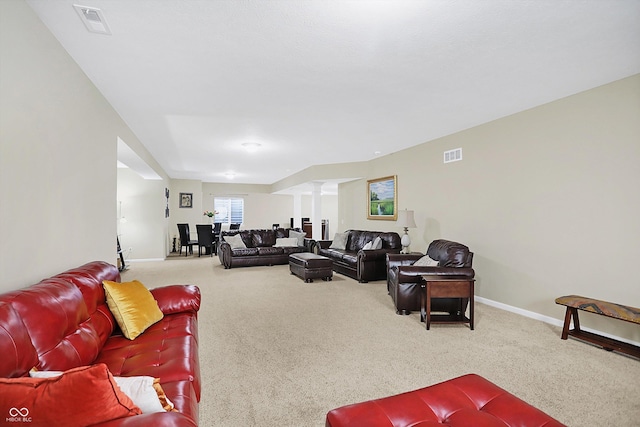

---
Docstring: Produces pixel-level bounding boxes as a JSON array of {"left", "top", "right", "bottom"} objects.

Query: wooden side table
[{"left": 420, "top": 277, "right": 475, "bottom": 330}]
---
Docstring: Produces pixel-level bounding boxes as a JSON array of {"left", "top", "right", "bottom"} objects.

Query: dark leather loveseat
[
  {"left": 315, "top": 230, "right": 401, "bottom": 282},
  {"left": 218, "top": 228, "right": 312, "bottom": 269},
  {"left": 387, "top": 239, "right": 475, "bottom": 315}
]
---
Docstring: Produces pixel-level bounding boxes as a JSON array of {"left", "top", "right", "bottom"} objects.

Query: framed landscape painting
[{"left": 367, "top": 175, "right": 397, "bottom": 220}]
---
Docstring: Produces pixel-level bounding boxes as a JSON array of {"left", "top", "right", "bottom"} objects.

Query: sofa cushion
[
  {"left": 318, "top": 248, "right": 347, "bottom": 262},
  {"left": 231, "top": 247, "right": 259, "bottom": 256},
  {"left": 282, "top": 246, "right": 306, "bottom": 255},
  {"left": 96, "top": 312, "right": 201, "bottom": 401},
  {"left": 288, "top": 230, "right": 306, "bottom": 246},
  {"left": 373, "top": 236, "right": 383, "bottom": 249},
  {"left": 0, "top": 364, "right": 141, "bottom": 427},
  {"left": 251, "top": 230, "right": 276, "bottom": 247},
  {"left": 257, "top": 246, "right": 284, "bottom": 255},
  {"left": 274, "top": 237, "right": 298, "bottom": 247},
  {"left": 224, "top": 234, "right": 247, "bottom": 249},
  {"left": 31, "top": 370, "right": 175, "bottom": 414},
  {"left": 103, "top": 280, "right": 164, "bottom": 340},
  {"left": 414, "top": 255, "right": 439, "bottom": 267},
  {"left": 329, "top": 232, "right": 348, "bottom": 250},
  {"left": 150, "top": 285, "right": 201, "bottom": 317},
  {"left": 362, "top": 241, "right": 373, "bottom": 250}
]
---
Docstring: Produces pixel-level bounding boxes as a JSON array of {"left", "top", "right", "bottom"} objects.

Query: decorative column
[
  {"left": 311, "top": 181, "right": 323, "bottom": 241},
  {"left": 293, "top": 193, "right": 302, "bottom": 229}
]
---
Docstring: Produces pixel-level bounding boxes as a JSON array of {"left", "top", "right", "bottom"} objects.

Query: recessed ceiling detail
[{"left": 26, "top": 0, "right": 640, "bottom": 186}]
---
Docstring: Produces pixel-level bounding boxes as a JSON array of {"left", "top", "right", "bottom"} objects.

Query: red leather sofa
[
  {"left": 326, "top": 374, "right": 565, "bottom": 427},
  {"left": 0, "top": 261, "right": 201, "bottom": 426}
]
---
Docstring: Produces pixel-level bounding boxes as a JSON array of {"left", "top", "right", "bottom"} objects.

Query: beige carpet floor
[{"left": 123, "top": 255, "right": 639, "bottom": 426}]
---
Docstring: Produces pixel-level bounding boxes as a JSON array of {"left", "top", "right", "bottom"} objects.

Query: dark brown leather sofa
[
  {"left": 218, "top": 228, "right": 312, "bottom": 269},
  {"left": 387, "top": 239, "right": 475, "bottom": 315},
  {"left": 315, "top": 230, "right": 402, "bottom": 282}
]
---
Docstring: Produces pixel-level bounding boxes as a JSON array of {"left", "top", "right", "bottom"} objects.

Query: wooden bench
[{"left": 555, "top": 295, "right": 640, "bottom": 358}]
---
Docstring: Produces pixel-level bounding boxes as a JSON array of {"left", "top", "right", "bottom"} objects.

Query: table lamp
[{"left": 397, "top": 209, "right": 417, "bottom": 254}]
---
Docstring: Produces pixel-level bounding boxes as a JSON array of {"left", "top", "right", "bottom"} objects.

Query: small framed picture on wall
[{"left": 179, "top": 192, "right": 193, "bottom": 208}]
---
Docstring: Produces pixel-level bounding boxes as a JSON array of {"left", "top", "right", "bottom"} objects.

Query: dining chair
[
  {"left": 177, "top": 223, "right": 197, "bottom": 256},
  {"left": 196, "top": 224, "right": 215, "bottom": 257},
  {"left": 212, "top": 222, "right": 222, "bottom": 255}
]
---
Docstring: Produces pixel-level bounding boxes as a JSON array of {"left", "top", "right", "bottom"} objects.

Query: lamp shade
[{"left": 397, "top": 209, "right": 416, "bottom": 228}]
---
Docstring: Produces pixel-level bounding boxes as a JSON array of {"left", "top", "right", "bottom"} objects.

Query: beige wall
[
  {"left": 338, "top": 74, "right": 640, "bottom": 342},
  {"left": 0, "top": 0, "right": 165, "bottom": 289},
  {"left": 117, "top": 168, "right": 168, "bottom": 260}
]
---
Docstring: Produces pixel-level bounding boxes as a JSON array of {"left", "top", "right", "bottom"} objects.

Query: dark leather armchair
[{"left": 387, "top": 239, "right": 475, "bottom": 315}]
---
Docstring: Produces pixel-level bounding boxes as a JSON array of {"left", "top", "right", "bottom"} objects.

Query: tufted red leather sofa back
[
  {"left": 0, "top": 261, "right": 119, "bottom": 376},
  {"left": 0, "top": 301, "right": 39, "bottom": 377},
  {"left": 54, "top": 262, "right": 119, "bottom": 345}
]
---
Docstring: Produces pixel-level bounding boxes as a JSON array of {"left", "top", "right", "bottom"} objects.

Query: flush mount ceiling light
[
  {"left": 224, "top": 172, "right": 236, "bottom": 180},
  {"left": 73, "top": 4, "right": 112, "bottom": 35},
  {"left": 241, "top": 142, "right": 261, "bottom": 153}
]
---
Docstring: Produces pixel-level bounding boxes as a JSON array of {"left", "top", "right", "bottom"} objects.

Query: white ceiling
[{"left": 26, "top": 0, "right": 640, "bottom": 190}]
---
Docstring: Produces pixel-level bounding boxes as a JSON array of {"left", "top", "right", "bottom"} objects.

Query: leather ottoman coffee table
[
  {"left": 289, "top": 253, "right": 333, "bottom": 283},
  {"left": 326, "top": 373, "right": 565, "bottom": 427}
]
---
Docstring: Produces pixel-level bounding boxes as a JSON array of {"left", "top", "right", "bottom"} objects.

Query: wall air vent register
[{"left": 444, "top": 148, "right": 463, "bottom": 163}]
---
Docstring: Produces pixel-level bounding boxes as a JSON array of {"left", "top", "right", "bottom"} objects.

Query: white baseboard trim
[
  {"left": 475, "top": 296, "right": 640, "bottom": 348},
  {"left": 126, "top": 258, "right": 165, "bottom": 263}
]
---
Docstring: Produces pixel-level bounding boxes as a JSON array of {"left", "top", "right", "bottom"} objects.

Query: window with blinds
[{"left": 213, "top": 197, "right": 244, "bottom": 226}]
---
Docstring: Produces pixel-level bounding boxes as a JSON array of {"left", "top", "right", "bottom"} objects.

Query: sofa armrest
[
  {"left": 316, "top": 240, "right": 332, "bottom": 250},
  {"left": 386, "top": 253, "right": 423, "bottom": 270},
  {"left": 217, "top": 241, "right": 233, "bottom": 268},
  {"left": 302, "top": 238, "right": 314, "bottom": 252},
  {"left": 150, "top": 285, "right": 201, "bottom": 315},
  {"left": 396, "top": 266, "right": 475, "bottom": 282},
  {"left": 358, "top": 249, "right": 392, "bottom": 261}
]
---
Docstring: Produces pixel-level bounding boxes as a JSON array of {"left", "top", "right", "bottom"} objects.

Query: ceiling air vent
[
  {"left": 443, "top": 148, "right": 462, "bottom": 164},
  {"left": 73, "top": 4, "right": 111, "bottom": 35}
]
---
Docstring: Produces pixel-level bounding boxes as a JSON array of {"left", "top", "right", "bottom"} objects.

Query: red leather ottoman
[{"left": 326, "top": 374, "right": 565, "bottom": 427}]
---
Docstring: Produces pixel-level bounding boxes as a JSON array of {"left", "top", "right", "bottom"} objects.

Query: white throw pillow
[
  {"left": 362, "top": 241, "right": 373, "bottom": 250},
  {"left": 224, "top": 234, "right": 246, "bottom": 249},
  {"left": 413, "top": 255, "right": 440, "bottom": 267},
  {"left": 274, "top": 237, "right": 298, "bottom": 247},
  {"left": 372, "top": 236, "right": 383, "bottom": 249},
  {"left": 289, "top": 230, "right": 306, "bottom": 247},
  {"left": 30, "top": 370, "right": 174, "bottom": 413},
  {"left": 329, "top": 232, "right": 348, "bottom": 250}
]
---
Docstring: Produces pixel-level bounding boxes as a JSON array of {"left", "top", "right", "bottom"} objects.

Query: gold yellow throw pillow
[{"left": 103, "top": 280, "right": 164, "bottom": 340}]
